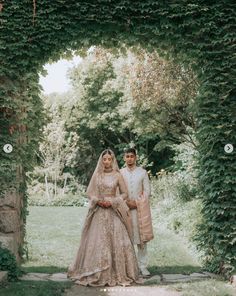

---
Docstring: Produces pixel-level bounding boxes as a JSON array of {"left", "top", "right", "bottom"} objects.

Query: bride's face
[{"left": 102, "top": 153, "right": 113, "bottom": 169}]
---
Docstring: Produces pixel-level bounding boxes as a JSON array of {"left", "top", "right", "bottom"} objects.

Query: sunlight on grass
[
  {"left": 23, "top": 206, "right": 201, "bottom": 274},
  {"left": 23, "top": 206, "right": 88, "bottom": 269},
  {"left": 18, "top": 206, "right": 235, "bottom": 296},
  {"left": 148, "top": 226, "right": 201, "bottom": 274}
]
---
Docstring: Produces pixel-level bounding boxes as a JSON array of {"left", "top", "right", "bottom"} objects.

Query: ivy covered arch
[{"left": 0, "top": 1, "right": 235, "bottom": 275}]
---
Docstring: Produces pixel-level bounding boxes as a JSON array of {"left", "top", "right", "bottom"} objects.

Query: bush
[
  {"left": 0, "top": 246, "right": 22, "bottom": 281},
  {"left": 150, "top": 141, "right": 203, "bottom": 260},
  {"left": 28, "top": 191, "right": 87, "bottom": 207},
  {"left": 27, "top": 181, "right": 87, "bottom": 206},
  {"left": 151, "top": 175, "right": 202, "bottom": 238}
]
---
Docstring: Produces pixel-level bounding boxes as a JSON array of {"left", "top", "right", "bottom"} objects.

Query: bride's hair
[
  {"left": 86, "top": 148, "right": 120, "bottom": 197},
  {"left": 102, "top": 149, "right": 113, "bottom": 157}
]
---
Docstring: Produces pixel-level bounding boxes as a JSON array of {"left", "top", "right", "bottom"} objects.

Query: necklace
[{"left": 104, "top": 168, "right": 113, "bottom": 173}]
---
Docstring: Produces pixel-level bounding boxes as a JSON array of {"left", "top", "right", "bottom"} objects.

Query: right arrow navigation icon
[{"left": 224, "top": 144, "right": 234, "bottom": 153}]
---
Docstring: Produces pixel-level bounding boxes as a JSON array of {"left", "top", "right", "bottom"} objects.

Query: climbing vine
[{"left": 0, "top": 1, "right": 235, "bottom": 276}]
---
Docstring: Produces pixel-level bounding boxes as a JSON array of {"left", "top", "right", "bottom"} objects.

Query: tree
[
  {"left": 118, "top": 48, "right": 199, "bottom": 150},
  {"left": 27, "top": 93, "right": 80, "bottom": 198},
  {"left": 64, "top": 47, "right": 198, "bottom": 182}
]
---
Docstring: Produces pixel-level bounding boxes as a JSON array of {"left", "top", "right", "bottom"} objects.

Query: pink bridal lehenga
[{"left": 67, "top": 150, "right": 143, "bottom": 287}]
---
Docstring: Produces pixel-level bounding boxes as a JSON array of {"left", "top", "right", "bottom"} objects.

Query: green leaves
[
  {"left": 0, "top": 246, "right": 22, "bottom": 280},
  {"left": 0, "top": 0, "right": 235, "bottom": 277}
]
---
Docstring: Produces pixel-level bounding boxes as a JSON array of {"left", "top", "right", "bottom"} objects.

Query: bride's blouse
[{"left": 96, "top": 171, "right": 128, "bottom": 200}]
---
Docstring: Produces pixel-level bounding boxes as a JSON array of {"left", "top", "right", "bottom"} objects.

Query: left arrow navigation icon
[{"left": 3, "top": 144, "right": 13, "bottom": 153}]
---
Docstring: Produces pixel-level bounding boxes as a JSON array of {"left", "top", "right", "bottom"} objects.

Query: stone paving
[
  {"left": 0, "top": 271, "right": 233, "bottom": 296},
  {"left": 19, "top": 271, "right": 214, "bottom": 284},
  {"left": 19, "top": 272, "right": 70, "bottom": 282}
]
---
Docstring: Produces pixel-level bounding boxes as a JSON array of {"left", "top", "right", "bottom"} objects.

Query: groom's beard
[{"left": 127, "top": 162, "right": 136, "bottom": 168}]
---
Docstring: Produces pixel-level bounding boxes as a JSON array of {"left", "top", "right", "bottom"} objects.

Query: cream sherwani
[{"left": 120, "top": 166, "right": 153, "bottom": 270}]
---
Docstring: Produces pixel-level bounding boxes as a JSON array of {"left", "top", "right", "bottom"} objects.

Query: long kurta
[
  {"left": 120, "top": 166, "right": 154, "bottom": 246},
  {"left": 67, "top": 170, "right": 143, "bottom": 287}
]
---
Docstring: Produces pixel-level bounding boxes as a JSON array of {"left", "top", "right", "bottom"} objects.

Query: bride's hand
[
  {"left": 97, "top": 201, "right": 104, "bottom": 207},
  {"left": 104, "top": 201, "right": 112, "bottom": 207},
  {"left": 97, "top": 201, "right": 111, "bottom": 208}
]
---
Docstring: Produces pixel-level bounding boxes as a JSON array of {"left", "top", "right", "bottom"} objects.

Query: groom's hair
[{"left": 124, "top": 148, "right": 136, "bottom": 155}]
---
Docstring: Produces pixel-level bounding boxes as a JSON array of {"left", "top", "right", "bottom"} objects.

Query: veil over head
[{"left": 86, "top": 149, "right": 120, "bottom": 199}]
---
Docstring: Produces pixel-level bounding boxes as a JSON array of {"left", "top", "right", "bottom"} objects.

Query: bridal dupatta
[
  {"left": 67, "top": 149, "right": 142, "bottom": 286},
  {"left": 86, "top": 150, "right": 133, "bottom": 242}
]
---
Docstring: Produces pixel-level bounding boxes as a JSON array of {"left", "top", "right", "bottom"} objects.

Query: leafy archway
[{"left": 0, "top": 1, "right": 235, "bottom": 275}]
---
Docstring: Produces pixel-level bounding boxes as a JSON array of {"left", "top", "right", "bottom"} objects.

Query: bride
[{"left": 67, "top": 149, "right": 143, "bottom": 286}]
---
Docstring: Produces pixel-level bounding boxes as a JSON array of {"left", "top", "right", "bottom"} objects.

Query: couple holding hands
[{"left": 67, "top": 148, "right": 154, "bottom": 287}]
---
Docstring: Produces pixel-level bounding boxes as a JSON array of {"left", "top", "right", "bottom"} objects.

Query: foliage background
[{"left": 0, "top": 1, "right": 235, "bottom": 276}]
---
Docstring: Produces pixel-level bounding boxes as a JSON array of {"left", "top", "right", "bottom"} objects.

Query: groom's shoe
[{"left": 140, "top": 267, "right": 151, "bottom": 277}]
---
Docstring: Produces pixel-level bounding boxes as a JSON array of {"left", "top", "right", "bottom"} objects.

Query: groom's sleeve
[{"left": 143, "top": 171, "right": 151, "bottom": 199}]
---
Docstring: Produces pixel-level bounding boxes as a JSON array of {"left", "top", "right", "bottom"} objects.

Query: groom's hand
[{"left": 126, "top": 199, "right": 137, "bottom": 209}]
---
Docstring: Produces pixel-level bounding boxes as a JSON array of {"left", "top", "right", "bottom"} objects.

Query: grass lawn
[
  {"left": 22, "top": 206, "right": 88, "bottom": 272},
  {"left": 0, "top": 281, "right": 72, "bottom": 296},
  {"left": 22, "top": 206, "right": 201, "bottom": 274},
  {"left": 1, "top": 206, "right": 234, "bottom": 296}
]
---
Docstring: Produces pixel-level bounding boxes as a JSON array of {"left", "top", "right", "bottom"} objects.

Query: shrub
[
  {"left": 0, "top": 246, "right": 22, "bottom": 281},
  {"left": 27, "top": 180, "right": 87, "bottom": 206}
]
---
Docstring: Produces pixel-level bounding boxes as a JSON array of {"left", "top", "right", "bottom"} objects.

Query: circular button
[
  {"left": 224, "top": 144, "right": 233, "bottom": 153},
  {"left": 3, "top": 144, "right": 13, "bottom": 153}
]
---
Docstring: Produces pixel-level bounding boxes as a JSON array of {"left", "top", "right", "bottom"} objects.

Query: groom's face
[{"left": 124, "top": 152, "right": 136, "bottom": 167}]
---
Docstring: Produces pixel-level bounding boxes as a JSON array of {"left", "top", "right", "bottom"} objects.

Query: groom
[{"left": 120, "top": 148, "right": 154, "bottom": 277}]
